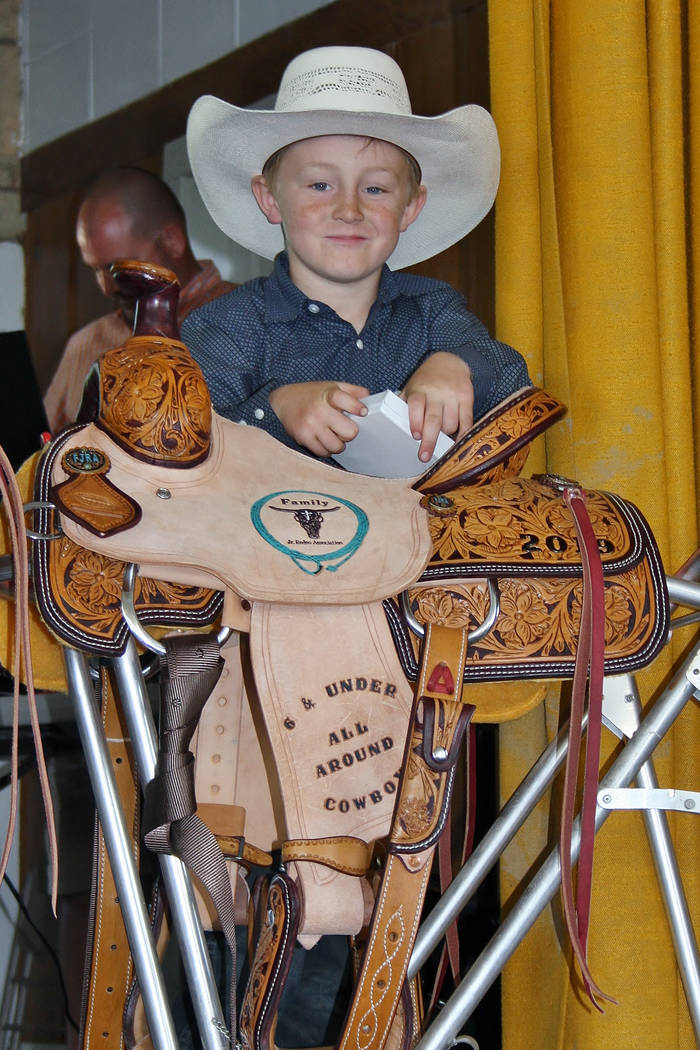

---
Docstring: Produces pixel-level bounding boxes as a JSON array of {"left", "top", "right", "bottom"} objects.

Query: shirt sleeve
[{"left": 426, "top": 288, "right": 531, "bottom": 418}]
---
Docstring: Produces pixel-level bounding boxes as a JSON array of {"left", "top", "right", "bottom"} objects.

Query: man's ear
[
  {"left": 399, "top": 185, "right": 428, "bottom": 233},
  {"left": 251, "top": 175, "right": 283, "bottom": 226},
  {"left": 158, "top": 221, "right": 188, "bottom": 260}
]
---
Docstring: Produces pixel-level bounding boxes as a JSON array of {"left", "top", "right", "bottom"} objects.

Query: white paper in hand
[{"left": 331, "top": 390, "right": 454, "bottom": 479}]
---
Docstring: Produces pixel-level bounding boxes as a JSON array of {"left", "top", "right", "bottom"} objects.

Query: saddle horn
[
  {"left": 116, "top": 258, "right": 181, "bottom": 340},
  {"left": 78, "top": 259, "right": 212, "bottom": 467}
]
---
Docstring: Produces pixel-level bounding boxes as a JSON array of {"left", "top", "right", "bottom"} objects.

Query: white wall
[
  {"left": 21, "top": 0, "right": 330, "bottom": 153},
  {"left": 162, "top": 134, "right": 272, "bottom": 284},
  {"left": 20, "top": 0, "right": 325, "bottom": 279}
]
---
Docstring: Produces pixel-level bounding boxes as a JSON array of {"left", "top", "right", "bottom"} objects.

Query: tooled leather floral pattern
[
  {"left": 99, "top": 338, "right": 211, "bottom": 465},
  {"left": 47, "top": 534, "right": 218, "bottom": 642},
  {"left": 240, "top": 881, "right": 288, "bottom": 1049},
  {"left": 425, "top": 478, "right": 629, "bottom": 567},
  {"left": 408, "top": 562, "right": 655, "bottom": 665},
  {"left": 417, "top": 388, "right": 563, "bottom": 491},
  {"left": 391, "top": 703, "right": 458, "bottom": 846}
]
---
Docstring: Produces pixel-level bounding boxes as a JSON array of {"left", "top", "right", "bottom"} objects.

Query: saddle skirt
[{"left": 386, "top": 474, "right": 669, "bottom": 689}]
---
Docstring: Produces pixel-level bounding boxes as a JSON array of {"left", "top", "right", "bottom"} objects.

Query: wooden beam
[{"left": 21, "top": 0, "right": 478, "bottom": 212}]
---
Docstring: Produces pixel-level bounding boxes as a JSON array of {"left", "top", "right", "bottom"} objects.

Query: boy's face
[{"left": 251, "top": 135, "right": 426, "bottom": 295}]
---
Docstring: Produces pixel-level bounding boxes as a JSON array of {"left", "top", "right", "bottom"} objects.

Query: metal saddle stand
[
  {"left": 408, "top": 568, "right": 700, "bottom": 1050},
  {"left": 48, "top": 558, "right": 699, "bottom": 1050},
  {"left": 3, "top": 261, "right": 695, "bottom": 1048}
]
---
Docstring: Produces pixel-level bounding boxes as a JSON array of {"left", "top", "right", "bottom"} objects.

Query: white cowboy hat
[{"left": 186, "top": 45, "right": 500, "bottom": 270}]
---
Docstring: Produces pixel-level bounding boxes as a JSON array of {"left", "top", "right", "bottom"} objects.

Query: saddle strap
[
  {"left": 141, "top": 632, "right": 240, "bottom": 1042},
  {"left": 240, "top": 875, "right": 423, "bottom": 1050},
  {"left": 336, "top": 623, "right": 474, "bottom": 1050},
  {"left": 559, "top": 488, "right": 617, "bottom": 1010},
  {"left": 281, "top": 836, "right": 374, "bottom": 876},
  {"left": 427, "top": 724, "right": 477, "bottom": 1019},
  {"left": 81, "top": 666, "right": 140, "bottom": 1049},
  {"left": 240, "top": 871, "right": 301, "bottom": 1050}
]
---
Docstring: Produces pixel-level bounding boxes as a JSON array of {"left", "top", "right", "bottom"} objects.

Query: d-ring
[
  {"left": 23, "top": 500, "right": 63, "bottom": 541},
  {"left": 121, "top": 562, "right": 232, "bottom": 655},
  {"left": 399, "top": 578, "right": 500, "bottom": 643}
]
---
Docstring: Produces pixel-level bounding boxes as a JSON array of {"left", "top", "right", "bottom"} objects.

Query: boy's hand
[
  {"left": 402, "top": 351, "right": 474, "bottom": 462},
  {"left": 269, "top": 380, "right": 370, "bottom": 457}
]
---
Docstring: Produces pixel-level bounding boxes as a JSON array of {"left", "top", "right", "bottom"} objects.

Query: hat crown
[{"left": 274, "top": 46, "right": 413, "bottom": 116}]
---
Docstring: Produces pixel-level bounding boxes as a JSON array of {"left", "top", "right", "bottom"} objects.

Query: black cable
[
  {"left": 0, "top": 754, "right": 38, "bottom": 791},
  {"left": 0, "top": 724, "right": 83, "bottom": 792},
  {"left": 1, "top": 872, "right": 80, "bottom": 1033}
]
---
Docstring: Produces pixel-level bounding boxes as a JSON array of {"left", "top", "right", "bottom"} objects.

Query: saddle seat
[{"left": 51, "top": 413, "right": 432, "bottom": 609}]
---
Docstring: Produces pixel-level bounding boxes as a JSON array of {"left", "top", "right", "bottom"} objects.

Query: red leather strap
[
  {"left": 560, "top": 488, "right": 616, "bottom": 1010},
  {"left": 427, "top": 723, "right": 476, "bottom": 1019}
]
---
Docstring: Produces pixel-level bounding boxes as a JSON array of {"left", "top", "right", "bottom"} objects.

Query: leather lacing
[{"left": 0, "top": 443, "right": 58, "bottom": 912}]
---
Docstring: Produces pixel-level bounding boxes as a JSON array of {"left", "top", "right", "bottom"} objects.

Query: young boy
[
  {"left": 179, "top": 45, "right": 529, "bottom": 1047},
  {"left": 182, "top": 45, "right": 530, "bottom": 464}
]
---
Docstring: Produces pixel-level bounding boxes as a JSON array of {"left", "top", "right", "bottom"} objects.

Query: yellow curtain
[{"left": 489, "top": 1, "right": 700, "bottom": 1047}]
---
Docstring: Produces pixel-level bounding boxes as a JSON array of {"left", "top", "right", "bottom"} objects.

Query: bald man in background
[{"left": 44, "top": 166, "right": 235, "bottom": 431}]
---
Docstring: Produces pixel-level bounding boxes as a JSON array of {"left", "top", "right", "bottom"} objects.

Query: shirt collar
[
  {"left": 263, "top": 252, "right": 403, "bottom": 323},
  {"left": 263, "top": 253, "right": 309, "bottom": 322},
  {"left": 177, "top": 259, "right": 222, "bottom": 318},
  {"left": 374, "top": 264, "right": 402, "bottom": 305}
]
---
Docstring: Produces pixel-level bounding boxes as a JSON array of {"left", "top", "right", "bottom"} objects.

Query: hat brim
[{"left": 186, "top": 97, "right": 500, "bottom": 270}]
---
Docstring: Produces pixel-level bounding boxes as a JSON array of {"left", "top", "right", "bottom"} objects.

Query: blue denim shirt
[{"left": 181, "top": 252, "right": 530, "bottom": 452}]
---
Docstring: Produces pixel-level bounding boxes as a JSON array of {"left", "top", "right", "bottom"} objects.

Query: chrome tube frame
[
  {"left": 63, "top": 647, "right": 179, "bottom": 1050},
  {"left": 637, "top": 757, "right": 700, "bottom": 1033},
  {"left": 64, "top": 642, "right": 228, "bottom": 1050},
  {"left": 111, "top": 640, "right": 229, "bottom": 1050}
]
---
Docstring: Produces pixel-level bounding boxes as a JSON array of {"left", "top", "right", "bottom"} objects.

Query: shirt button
[
  {"left": 254, "top": 408, "right": 265, "bottom": 420},
  {"left": 237, "top": 419, "right": 247, "bottom": 425},
  {"left": 307, "top": 303, "right": 320, "bottom": 314},
  {"left": 356, "top": 338, "right": 364, "bottom": 349}
]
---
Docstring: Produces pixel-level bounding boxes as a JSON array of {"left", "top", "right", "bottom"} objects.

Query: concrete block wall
[
  {"left": 22, "top": 0, "right": 329, "bottom": 153},
  {"left": 1, "top": 0, "right": 24, "bottom": 240},
  {"left": 0, "top": 242, "right": 25, "bottom": 331}
]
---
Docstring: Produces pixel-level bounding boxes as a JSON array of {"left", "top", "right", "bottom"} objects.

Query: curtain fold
[{"left": 489, "top": 2, "right": 700, "bottom": 1046}]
